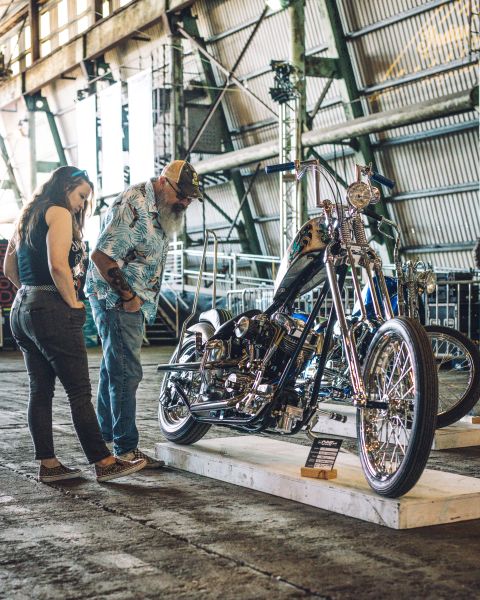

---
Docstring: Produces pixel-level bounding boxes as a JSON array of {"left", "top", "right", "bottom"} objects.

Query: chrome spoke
[{"left": 360, "top": 332, "right": 416, "bottom": 482}]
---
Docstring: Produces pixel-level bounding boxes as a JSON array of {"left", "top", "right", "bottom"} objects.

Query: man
[{"left": 86, "top": 160, "right": 202, "bottom": 466}]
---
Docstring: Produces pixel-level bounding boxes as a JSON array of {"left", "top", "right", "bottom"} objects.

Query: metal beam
[
  {"left": 225, "top": 163, "right": 262, "bottom": 242},
  {"left": 0, "top": 0, "right": 170, "bottom": 108},
  {"left": 25, "top": 93, "right": 67, "bottom": 166},
  {"left": 372, "top": 120, "right": 478, "bottom": 147},
  {"left": 231, "top": 43, "right": 329, "bottom": 85},
  {"left": 360, "top": 57, "right": 478, "bottom": 95},
  {"left": 0, "top": 0, "right": 48, "bottom": 39},
  {"left": 45, "top": 110, "right": 67, "bottom": 166},
  {"left": 305, "top": 56, "right": 341, "bottom": 78},
  {"left": 387, "top": 182, "right": 479, "bottom": 202},
  {"left": 345, "top": 0, "right": 452, "bottom": 39},
  {"left": 202, "top": 191, "right": 234, "bottom": 224},
  {"left": 28, "top": 0, "right": 40, "bottom": 62},
  {"left": 182, "top": 11, "right": 266, "bottom": 266},
  {"left": 307, "top": 147, "right": 348, "bottom": 189},
  {"left": 93, "top": 0, "right": 103, "bottom": 22},
  {"left": 231, "top": 96, "right": 342, "bottom": 135},
  {"left": 0, "top": 133, "right": 23, "bottom": 207},
  {"left": 176, "top": 25, "right": 277, "bottom": 117},
  {"left": 183, "top": 4, "right": 268, "bottom": 158},
  {"left": 170, "top": 31, "right": 184, "bottom": 160},
  {"left": 192, "top": 89, "right": 476, "bottom": 174},
  {"left": 205, "top": 7, "right": 283, "bottom": 43},
  {"left": 402, "top": 242, "right": 477, "bottom": 253}
]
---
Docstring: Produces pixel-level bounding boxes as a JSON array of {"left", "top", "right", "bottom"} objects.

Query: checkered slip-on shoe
[
  {"left": 116, "top": 448, "right": 165, "bottom": 469},
  {"left": 38, "top": 463, "right": 83, "bottom": 483},
  {"left": 95, "top": 457, "right": 147, "bottom": 482}
]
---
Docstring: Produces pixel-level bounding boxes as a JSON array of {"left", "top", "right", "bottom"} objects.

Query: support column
[
  {"left": 290, "top": 0, "right": 307, "bottom": 227},
  {"left": 28, "top": 0, "right": 40, "bottom": 63},
  {"left": 277, "top": 74, "right": 301, "bottom": 256},
  {"left": 271, "top": 0, "right": 307, "bottom": 256},
  {"left": 170, "top": 31, "right": 184, "bottom": 160}
]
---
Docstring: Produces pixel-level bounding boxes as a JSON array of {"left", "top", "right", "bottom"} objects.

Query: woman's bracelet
[{"left": 123, "top": 292, "right": 137, "bottom": 302}]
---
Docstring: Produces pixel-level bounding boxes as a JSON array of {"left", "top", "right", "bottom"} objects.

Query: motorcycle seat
[{"left": 199, "top": 308, "right": 234, "bottom": 331}]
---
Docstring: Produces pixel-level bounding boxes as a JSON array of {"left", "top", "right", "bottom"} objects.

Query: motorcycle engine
[{"left": 198, "top": 311, "right": 323, "bottom": 433}]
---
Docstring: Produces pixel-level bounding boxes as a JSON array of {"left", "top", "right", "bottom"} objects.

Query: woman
[{"left": 3, "top": 166, "right": 146, "bottom": 482}]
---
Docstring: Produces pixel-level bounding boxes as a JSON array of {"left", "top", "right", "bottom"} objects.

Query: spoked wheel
[
  {"left": 425, "top": 325, "right": 480, "bottom": 428},
  {"left": 357, "top": 317, "right": 438, "bottom": 497},
  {"left": 158, "top": 339, "right": 210, "bottom": 444}
]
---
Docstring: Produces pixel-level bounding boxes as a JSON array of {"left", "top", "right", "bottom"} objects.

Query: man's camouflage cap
[{"left": 161, "top": 160, "right": 203, "bottom": 201}]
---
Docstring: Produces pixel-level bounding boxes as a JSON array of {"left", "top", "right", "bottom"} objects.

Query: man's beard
[{"left": 157, "top": 201, "right": 185, "bottom": 237}]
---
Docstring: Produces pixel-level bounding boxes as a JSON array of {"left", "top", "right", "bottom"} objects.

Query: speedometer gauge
[{"left": 346, "top": 182, "right": 371, "bottom": 209}]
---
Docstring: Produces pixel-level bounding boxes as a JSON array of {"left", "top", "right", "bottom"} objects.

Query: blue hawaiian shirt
[{"left": 85, "top": 179, "right": 169, "bottom": 324}]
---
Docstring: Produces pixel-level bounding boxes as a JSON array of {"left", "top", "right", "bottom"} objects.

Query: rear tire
[
  {"left": 425, "top": 325, "right": 480, "bottom": 428},
  {"left": 158, "top": 339, "right": 211, "bottom": 444},
  {"left": 357, "top": 317, "right": 438, "bottom": 498}
]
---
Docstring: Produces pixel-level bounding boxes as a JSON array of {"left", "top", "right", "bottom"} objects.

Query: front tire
[
  {"left": 158, "top": 339, "right": 211, "bottom": 444},
  {"left": 425, "top": 325, "right": 480, "bottom": 428},
  {"left": 357, "top": 317, "right": 438, "bottom": 498}
]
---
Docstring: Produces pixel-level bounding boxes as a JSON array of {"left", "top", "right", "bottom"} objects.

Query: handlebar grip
[
  {"left": 265, "top": 162, "right": 296, "bottom": 174},
  {"left": 363, "top": 207, "right": 383, "bottom": 222},
  {"left": 370, "top": 172, "right": 395, "bottom": 189}
]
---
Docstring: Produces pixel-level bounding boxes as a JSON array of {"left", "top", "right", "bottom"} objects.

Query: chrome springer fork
[{"left": 324, "top": 205, "right": 395, "bottom": 407}]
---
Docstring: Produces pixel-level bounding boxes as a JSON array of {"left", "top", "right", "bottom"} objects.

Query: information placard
[{"left": 305, "top": 438, "right": 342, "bottom": 471}]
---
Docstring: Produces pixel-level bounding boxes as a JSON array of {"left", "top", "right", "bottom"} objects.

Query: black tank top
[{"left": 17, "top": 211, "right": 84, "bottom": 286}]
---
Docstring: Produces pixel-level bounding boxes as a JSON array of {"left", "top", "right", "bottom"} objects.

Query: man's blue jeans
[{"left": 89, "top": 296, "right": 144, "bottom": 456}]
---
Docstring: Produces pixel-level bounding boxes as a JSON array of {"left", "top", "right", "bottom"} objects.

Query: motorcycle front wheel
[
  {"left": 357, "top": 317, "right": 438, "bottom": 498},
  {"left": 158, "top": 339, "right": 211, "bottom": 444},
  {"left": 425, "top": 325, "right": 480, "bottom": 428}
]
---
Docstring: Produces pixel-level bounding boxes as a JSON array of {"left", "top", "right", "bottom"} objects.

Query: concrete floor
[{"left": 1, "top": 345, "right": 480, "bottom": 600}]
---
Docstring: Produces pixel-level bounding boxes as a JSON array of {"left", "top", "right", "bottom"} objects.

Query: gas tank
[{"left": 273, "top": 217, "right": 331, "bottom": 299}]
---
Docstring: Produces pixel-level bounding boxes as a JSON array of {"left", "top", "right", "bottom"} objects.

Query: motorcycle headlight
[
  {"left": 425, "top": 271, "right": 436, "bottom": 294},
  {"left": 346, "top": 182, "right": 371, "bottom": 210},
  {"left": 417, "top": 270, "right": 436, "bottom": 294}
]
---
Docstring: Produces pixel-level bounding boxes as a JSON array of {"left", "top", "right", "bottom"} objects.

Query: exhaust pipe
[{"left": 157, "top": 359, "right": 240, "bottom": 372}]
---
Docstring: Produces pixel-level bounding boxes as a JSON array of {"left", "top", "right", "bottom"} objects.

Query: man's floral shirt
[{"left": 86, "top": 179, "right": 169, "bottom": 324}]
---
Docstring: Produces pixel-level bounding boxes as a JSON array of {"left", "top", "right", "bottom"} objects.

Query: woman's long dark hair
[{"left": 16, "top": 166, "right": 94, "bottom": 247}]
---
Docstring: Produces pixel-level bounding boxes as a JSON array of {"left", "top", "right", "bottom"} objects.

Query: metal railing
[
  {"left": 226, "top": 282, "right": 357, "bottom": 323},
  {"left": 167, "top": 241, "right": 279, "bottom": 291}
]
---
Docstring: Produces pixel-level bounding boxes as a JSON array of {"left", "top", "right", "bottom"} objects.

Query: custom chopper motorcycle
[{"left": 157, "top": 160, "right": 438, "bottom": 498}]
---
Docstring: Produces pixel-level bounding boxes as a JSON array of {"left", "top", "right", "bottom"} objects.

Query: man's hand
[
  {"left": 70, "top": 300, "right": 86, "bottom": 310},
  {"left": 122, "top": 295, "right": 143, "bottom": 313}
]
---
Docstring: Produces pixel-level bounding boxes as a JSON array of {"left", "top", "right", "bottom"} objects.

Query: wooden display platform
[
  {"left": 312, "top": 403, "right": 480, "bottom": 450},
  {"left": 155, "top": 436, "right": 480, "bottom": 530}
]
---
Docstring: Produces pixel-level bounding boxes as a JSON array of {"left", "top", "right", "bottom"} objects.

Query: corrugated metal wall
[
  {"left": 340, "top": 0, "right": 478, "bottom": 268},
  {"left": 191, "top": 0, "right": 478, "bottom": 268},
  {"left": 1, "top": 0, "right": 477, "bottom": 269}
]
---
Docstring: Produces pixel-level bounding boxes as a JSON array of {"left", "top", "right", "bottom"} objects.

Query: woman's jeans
[
  {"left": 10, "top": 287, "right": 110, "bottom": 464},
  {"left": 89, "top": 296, "right": 144, "bottom": 456}
]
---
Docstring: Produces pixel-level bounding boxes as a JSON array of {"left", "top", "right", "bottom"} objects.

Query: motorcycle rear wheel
[
  {"left": 158, "top": 339, "right": 211, "bottom": 444},
  {"left": 425, "top": 325, "right": 480, "bottom": 428},
  {"left": 357, "top": 317, "right": 438, "bottom": 498}
]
